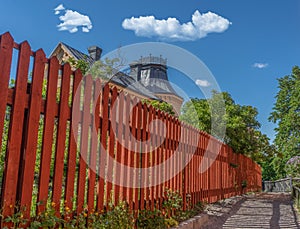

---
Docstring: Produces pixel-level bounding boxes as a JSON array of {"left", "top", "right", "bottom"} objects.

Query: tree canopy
[
  {"left": 143, "top": 100, "right": 175, "bottom": 116},
  {"left": 269, "top": 66, "right": 300, "bottom": 178},
  {"left": 180, "top": 91, "right": 272, "bottom": 163}
]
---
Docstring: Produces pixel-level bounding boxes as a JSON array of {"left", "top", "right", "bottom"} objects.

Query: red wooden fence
[{"left": 0, "top": 32, "right": 262, "bottom": 222}]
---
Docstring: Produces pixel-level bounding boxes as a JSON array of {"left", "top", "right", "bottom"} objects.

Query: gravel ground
[{"left": 199, "top": 192, "right": 300, "bottom": 229}]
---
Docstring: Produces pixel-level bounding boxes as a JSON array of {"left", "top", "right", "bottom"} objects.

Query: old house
[{"left": 50, "top": 43, "right": 183, "bottom": 115}]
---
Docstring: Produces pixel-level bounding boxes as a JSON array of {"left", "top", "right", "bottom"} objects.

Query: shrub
[{"left": 137, "top": 209, "right": 166, "bottom": 229}]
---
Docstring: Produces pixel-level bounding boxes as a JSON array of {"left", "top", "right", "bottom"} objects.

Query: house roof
[
  {"left": 60, "top": 42, "right": 95, "bottom": 65},
  {"left": 130, "top": 60, "right": 182, "bottom": 98},
  {"left": 110, "top": 72, "right": 159, "bottom": 100}
]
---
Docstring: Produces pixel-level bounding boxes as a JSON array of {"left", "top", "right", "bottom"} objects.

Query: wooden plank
[
  {"left": 0, "top": 32, "right": 13, "bottom": 153},
  {"left": 178, "top": 121, "right": 183, "bottom": 197},
  {"left": 130, "top": 97, "right": 139, "bottom": 211},
  {"left": 126, "top": 95, "right": 134, "bottom": 210},
  {"left": 171, "top": 116, "right": 176, "bottom": 192},
  {"left": 1, "top": 41, "right": 31, "bottom": 217},
  {"left": 97, "top": 84, "right": 109, "bottom": 210},
  {"left": 76, "top": 75, "right": 93, "bottom": 214},
  {"left": 19, "top": 49, "right": 46, "bottom": 218},
  {"left": 114, "top": 89, "right": 124, "bottom": 204},
  {"left": 165, "top": 114, "right": 170, "bottom": 190},
  {"left": 149, "top": 107, "right": 155, "bottom": 211},
  {"left": 52, "top": 63, "right": 71, "bottom": 213},
  {"left": 182, "top": 125, "right": 188, "bottom": 210},
  {"left": 37, "top": 57, "right": 59, "bottom": 213},
  {"left": 106, "top": 87, "right": 117, "bottom": 204},
  {"left": 64, "top": 69, "right": 83, "bottom": 211},
  {"left": 157, "top": 110, "right": 163, "bottom": 208},
  {"left": 87, "top": 79, "right": 101, "bottom": 213},
  {"left": 140, "top": 102, "right": 147, "bottom": 210},
  {"left": 123, "top": 94, "right": 130, "bottom": 205},
  {"left": 190, "top": 129, "right": 195, "bottom": 207},
  {"left": 152, "top": 108, "right": 160, "bottom": 209},
  {"left": 134, "top": 100, "right": 142, "bottom": 211},
  {"left": 142, "top": 103, "right": 150, "bottom": 209}
]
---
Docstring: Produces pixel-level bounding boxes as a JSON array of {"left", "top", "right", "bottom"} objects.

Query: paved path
[
  {"left": 199, "top": 193, "right": 300, "bottom": 229},
  {"left": 222, "top": 193, "right": 300, "bottom": 229}
]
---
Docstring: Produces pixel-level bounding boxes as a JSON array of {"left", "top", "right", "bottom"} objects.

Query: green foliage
[
  {"left": 2, "top": 201, "right": 134, "bottom": 229},
  {"left": 241, "top": 180, "right": 247, "bottom": 188},
  {"left": 67, "top": 57, "right": 90, "bottom": 75},
  {"left": 1, "top": 192, "right": 206, "bottom": 229},
  {"left": 0, "top": 206, "right": 28, "bottom": 228},
  {"left": 31, "top": 202, "right": 65, "bottom": 228},
  {"left": 260, "top": 153, "right": 278, "bottom": 181},
  {"left": 0, "top": 107, "right": 9, "bottom": 183},
  {"left": 143, "top": 100, "right": 175, "bottom": 116},
  {"left": 137, "top": 209, "right": 166, "bottom": 229},
  {"left": 180, "top": 91, "right": 273, "bottom": 161},
  {"left": 285, "top": 156, "right": 300, "bottom": 178},
  {"left": 269, "top": 66, "right": 300, "bottom": 178},
  {"left": 137, "top": 190, "right": 205, "bottom": 228},
  {"left": 88, "top": 58, "right": 121, "bottom": 80},
  {"left": 162, "top": 188, "right": 183, "bottom": 217},
  {"left": 230, "top": 163, "right": 239, "bottom": 168},
  {"left": 98, "top": 201, "right": 134, "bottom": 229},
  {"left": 67, "top": 56, "right": 123, "bottom": 81},
  {"left": 164, "top": 217, "right": 178, "bottom": 228}
]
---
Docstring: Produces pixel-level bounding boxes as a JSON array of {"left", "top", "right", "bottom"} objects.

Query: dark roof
[
  {"left": 110, "top": 72, "right": 159, "bottom": 100},
  {"left": 61, "top": 42, "right": 95, "bottom": 65},
  {"left": 143, "top": 78, "right": 179, "bottom": 95},
  {"left": 130, "top": 61, "right": 182, "bottom": 98}
]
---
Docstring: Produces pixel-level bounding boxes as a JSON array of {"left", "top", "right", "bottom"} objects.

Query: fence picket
[
  {"left": 97, "top": 84, "right": 109, "bottom": 210},
  {"left": 37, "top": 57, "right": 60, "bottom": 213},
  {"left": 19, "top": 49, "right": 46, "bottom": 218},
  {"left": 87, "top": 79, "right": 101, "bottom": 212},
  {"left": 64, "top": 69, "right": 83, "bottom": 212},
  {"left": 52, "top": 63, "right": 71, "bottom": 212},
  {"left": 76, "top": 75, "right": 93, "bottom": 213},
  {"left": 1, "top": 41, "right": 31, "bottom": 217},
  {"left": 0, "top": 32, "right": 13, "bottom": 152}
]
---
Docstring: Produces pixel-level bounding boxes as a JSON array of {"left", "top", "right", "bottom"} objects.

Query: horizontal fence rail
[{"left": 0, "top": 32, "right": 262, "bottom": 225}]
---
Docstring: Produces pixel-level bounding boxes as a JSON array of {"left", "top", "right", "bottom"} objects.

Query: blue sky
[{"left": 1, "top": 0, "right": 300, "bottom": 142}]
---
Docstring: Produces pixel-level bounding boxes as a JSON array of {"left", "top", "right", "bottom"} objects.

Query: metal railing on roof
[{"left": 138, "top": 55, "right": 167, "bottom": 66}]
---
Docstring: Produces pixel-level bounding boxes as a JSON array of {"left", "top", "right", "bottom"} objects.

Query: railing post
[{"left": 289, "top": 176, "right": 293, "bottom": 192}]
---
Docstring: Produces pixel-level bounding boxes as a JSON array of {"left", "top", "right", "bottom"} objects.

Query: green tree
[
  {"left": 269, "top": 66, "right": 300, "bottom": 178},
  {"left": 67, "top": 56, "right": 123, "bottom": 81},
  {"left": 143, "top": 100, "right": 175, "bottom": 116},
  {"left": 67, "top": 57, "right": 90, "bottom": 75},
  {"left": 180, "top": 91, "right": 271, "bottom": 160}
]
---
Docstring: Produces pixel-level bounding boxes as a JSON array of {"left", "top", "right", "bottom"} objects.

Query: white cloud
[
  {"left": 54, "top": 4, "right": 65, "bottom": 15},
  {"left": 253, "top": 63, "right": 268, "bottom": 69},
  {"left": 195, "top": 79, "right": 211, "bottom": 87},
  {"left": 82, "top": 27, "right": 89, "bottom": 33},
  {"left": 56, "top": 9, "right": 92, "bottom": 33},
  {"left": 122, "top": 10, "right": 232, "bottom": 41}
]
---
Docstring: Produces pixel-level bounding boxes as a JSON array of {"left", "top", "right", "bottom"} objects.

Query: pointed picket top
[
  {"left": 19, "top": 40, "right": 31, "bottom": 51},
  {"left": 49, "top": 55, "right": 59, "bottom": 64},
  {"left": 34, "top": 48, "right": 47, "bottom": 62},
  {"left": 0, "top": 32, "right": 14, "bottom": 46},
  {"left": 74, "top": 67, "right": 82, "bottom": 75}
]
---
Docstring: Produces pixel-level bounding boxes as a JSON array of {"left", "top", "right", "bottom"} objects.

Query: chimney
[{"left": 88, "top": 46, "right": 102, "bottom": 61}]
